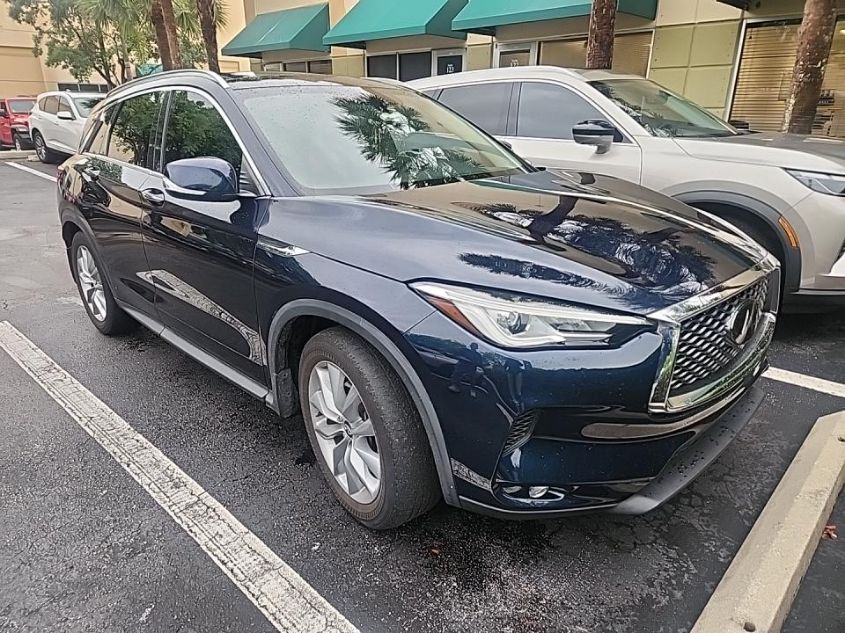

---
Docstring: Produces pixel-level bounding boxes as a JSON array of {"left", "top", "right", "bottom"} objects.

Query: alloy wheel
[
  {"left": 76, "top": 245, "right": 107, "bottom": 322},
  {"left": 34, "top": 135, "right": 45, "bottom": 161},
  {"left": 308, "top": 360, "right": 382, "bottom": 504},
  {"left": 14, "top": 135, "right": 22, "bottom": 151}
]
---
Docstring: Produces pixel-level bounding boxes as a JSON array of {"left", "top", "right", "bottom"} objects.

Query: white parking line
[
  {"left": 0, "top": 321, "right": 359, "bottom": 633},
  {"left": 764, "top": 367, "right": 845, "bottom": 400},
  {"left": 3, "top": 161, "right": 57, "bottom": 182}
]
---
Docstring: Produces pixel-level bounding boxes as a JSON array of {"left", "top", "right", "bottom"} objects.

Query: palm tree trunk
[
  {"left": 196, "top": 0, "right": 220, "bottom": 73},
  {"left": 160, "top": 0, "right": 182, "bottom": 68},
  {"left": 151, "top": 0, "right": 176, "bottom": 70},
  {"left": 782, "top": 0, "right": 837, "bottom": 134},
  {"left": 586, "top": 0, "right": 616, "bottom": 70}
]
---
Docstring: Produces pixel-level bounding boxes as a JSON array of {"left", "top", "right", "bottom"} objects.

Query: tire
[
  {"left": 32, "top": 130, "right": 58, "bottom": 164},
  {"left": 298, "top": 327, "right": 440, "bottom": 529},
  {"left": 70, "top": 232, "right": 136, "bottom": 335},
  {"left": 13, "top": 133, "right": 23, "bottom": 151}
]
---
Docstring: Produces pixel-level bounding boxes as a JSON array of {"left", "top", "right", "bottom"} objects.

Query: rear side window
[
  {"left": 106, "top": 92, "right": 163, "bottom": 167},
  {"left": 162, "top": 91, "right": 242, "bottom": 171},
  {"left": 515, "top": 82, "right": 604, "bottom": 140},
  {"left": 438, "top": 82, "right": 512, "bottom": 136},
  {"left": 43, "top": 96, "right": 58, "bottom": 115}
]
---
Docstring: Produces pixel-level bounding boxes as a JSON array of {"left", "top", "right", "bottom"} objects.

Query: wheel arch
[
  {"left": 675, "top": 191, "right": 801, "bottom": 292},
  {"left": 267, "top": 299, "right": 458, "bottom": 506}
]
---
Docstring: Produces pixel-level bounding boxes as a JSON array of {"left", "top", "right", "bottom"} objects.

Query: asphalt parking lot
[{"left": 1, "top": 157, "right": 843, "bottom": 633}]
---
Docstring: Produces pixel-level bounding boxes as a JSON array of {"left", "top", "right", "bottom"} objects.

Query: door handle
[{"left": 141, "top": 188, "right": 165, "bottom": 206}]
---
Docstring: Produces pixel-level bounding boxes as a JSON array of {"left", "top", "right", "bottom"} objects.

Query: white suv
[
  {"left": 29, "top": 91, "right": 104, "bottom": 163},
  {"left": 411, "top": 67, "right": 845, "bottom": 310}
]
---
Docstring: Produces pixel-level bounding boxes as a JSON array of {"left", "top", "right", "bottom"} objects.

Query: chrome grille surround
[{"left": 648, "top": 255, "right": 780, "bottom": 414}]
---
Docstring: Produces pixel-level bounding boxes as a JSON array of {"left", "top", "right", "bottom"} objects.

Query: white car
[
  {"left": 29, "top": 91, "right": 104, "bottom": 163},
  {"left": 410, "top": 67, "right": 845, "bottom": 311}
]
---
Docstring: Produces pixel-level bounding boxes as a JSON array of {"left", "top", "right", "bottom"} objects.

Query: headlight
[
  {"left": 786, "top": 169, "right": 845, "bottom": 196},
  {"left": 412, "top": 283, "right": 650, "bottom": 349}
]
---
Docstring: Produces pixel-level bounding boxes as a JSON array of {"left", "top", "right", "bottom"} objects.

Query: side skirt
[{"left": 122, "top": 305, "right": 275, "bottom": 409}]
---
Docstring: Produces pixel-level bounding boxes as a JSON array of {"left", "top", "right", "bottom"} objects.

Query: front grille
[{"left": 669, "top": 278, "right": 770, "bottom": 395}]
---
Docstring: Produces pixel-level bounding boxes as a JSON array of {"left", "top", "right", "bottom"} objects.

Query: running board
[{"left": 122, "top": 305, "right": 274, "bottom": 407}]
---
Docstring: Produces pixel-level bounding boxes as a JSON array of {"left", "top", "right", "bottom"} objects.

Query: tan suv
[{"left": 412, "top": 67, "right": 845, "bottom": 311}]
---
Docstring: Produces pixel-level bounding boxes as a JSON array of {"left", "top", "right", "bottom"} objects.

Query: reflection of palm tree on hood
[{"left": 333, "top": 95, "right": 481, "bottom": 189}]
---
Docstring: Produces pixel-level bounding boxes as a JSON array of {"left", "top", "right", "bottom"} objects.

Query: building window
[
  {"left": 57, "top": 82, "right": 109, "bottom": 93},
  {"left": 538, "top": 32, "right": 653, "bottom": 77},
  {"left": 367, "top": 52, "right": 433, "bottom": 81},
  {"left": 731, "top": 19, "right": 845, "bottom": 136},
  {"left": 279, "top": 59, "right": 332, "bottom": 73},
  {"left": 495, "top": 42, "right": 537, "bottom": 68},
  {"left": 262, "top": 62, "right": 282, "bottom": 72}
]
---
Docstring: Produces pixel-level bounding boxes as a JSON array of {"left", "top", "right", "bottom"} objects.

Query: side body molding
[{"left": 266, "top": 299, "right": 458, "bottom": 506}]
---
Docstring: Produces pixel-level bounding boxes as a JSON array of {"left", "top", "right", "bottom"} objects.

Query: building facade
[{"left": 223, "top": 0, "right": 845, "bottom": 136}]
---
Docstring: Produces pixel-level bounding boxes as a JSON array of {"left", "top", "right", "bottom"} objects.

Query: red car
[{"left": 0, "top": 97, "right": 36, "bottom": 150}]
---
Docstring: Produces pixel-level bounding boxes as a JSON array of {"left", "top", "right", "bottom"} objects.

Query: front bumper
[{"left": 456, "top": 382, "right": 765, "bottom": 520}]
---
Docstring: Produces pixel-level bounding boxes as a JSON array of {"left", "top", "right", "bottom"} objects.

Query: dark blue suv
[{"left": 58, "top": 70, "right": 778, "bottom": 528}]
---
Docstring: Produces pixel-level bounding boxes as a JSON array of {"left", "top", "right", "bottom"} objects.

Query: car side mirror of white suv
[
  {"left": 572, "top": 120, "right": 618, "bottom": 155},
  {"left": 57, "top": 111, "right": 75, "bottom": 121}
]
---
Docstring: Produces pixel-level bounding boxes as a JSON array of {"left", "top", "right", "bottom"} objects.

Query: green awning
[
  {"left": 452, "top": 0, "right": 658, "bottom": 34},
  {"left": 222, "top": 3, "right": 329, "bottom": 58},
  {"left": 323, "top": 0, "right": 467, "bottom": 48}
]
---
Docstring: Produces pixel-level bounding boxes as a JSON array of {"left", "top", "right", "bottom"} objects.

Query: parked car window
[
  {"left": 516, "top": 82, "right": 605, "bottom": 140},
  {"left": 106, "top": 92, "right": 162, "bottom": 167},
  {"left": 43, "top": 96, "right": 58, "bottom": 115},
  {"left": 73, "top": 96, "right": 103, "bottom": 118},
  {"left": 8, "top": 99, "right": 35, "bottom": 114},
  {"left": 590, "top": 78, "right": 737, "bottom": 138},
  {"left": 438, "top": 83, "right": 511, "bottom": 136},
  {"left": 58, "top": 97, "right": 73, "bottom": 116},
  {"left": 237, "top": 84, "right": 524, "bottom": 195},
  {"left": 162, "top": 91, "right": 242, "bottom": 172},
  {"left": 85, "top": 109, "right": 114, "bottom": 155}
]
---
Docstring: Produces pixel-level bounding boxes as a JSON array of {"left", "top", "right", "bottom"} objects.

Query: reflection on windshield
[
  {"left": 239, "top": 84, "right": 524, "bottom": 195},
  {"left": 590, "top": 78, "right": 737, "bottom": 138}
]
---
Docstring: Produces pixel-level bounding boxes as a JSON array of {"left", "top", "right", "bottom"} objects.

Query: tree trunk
[
  {"left": 783, "top": 0, "right": 837, "bottom": 134},
  {"left": 150, "top": 0, "right": 176, "bottom": 70},
  {"left": 586, "top": 0, "right": 616, "bottom": 70},
  {"left": 196, "top": 0, "right": 220, "bottom": 73}
]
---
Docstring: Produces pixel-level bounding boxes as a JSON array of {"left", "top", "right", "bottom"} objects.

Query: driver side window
[{"left": 515, "top": 82, "right": 605, "bottom": 140}]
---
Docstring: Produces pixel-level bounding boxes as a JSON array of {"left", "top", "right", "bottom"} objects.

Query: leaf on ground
[{"left": 822, "top": 524, "right": 837, "bottom": 540}]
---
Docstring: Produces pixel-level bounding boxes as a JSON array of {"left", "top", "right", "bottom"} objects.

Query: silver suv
[{"left": 411, "top": 67, "right": 845, "bottom": 310}]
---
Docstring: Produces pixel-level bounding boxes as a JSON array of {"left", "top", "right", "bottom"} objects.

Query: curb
[
  {"left": 691, "top": 411, "right": 845, "bottom": 633},
  {"left": 0, "top": 150, "right": 35, "bottom": 160}
]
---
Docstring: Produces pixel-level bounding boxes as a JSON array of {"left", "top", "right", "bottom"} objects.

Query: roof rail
[{"left": 109, "top": 69, "right": 228, "bottom": 97}]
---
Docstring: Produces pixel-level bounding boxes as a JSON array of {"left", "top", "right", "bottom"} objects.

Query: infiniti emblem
[{"left": 727, "top": 299, "right": 761, "bottom": 346}]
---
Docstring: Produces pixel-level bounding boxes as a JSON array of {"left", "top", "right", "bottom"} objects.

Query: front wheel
[
  {"left": 32, "top": 130, "right": 58, "bottom": 164},
  {"left": 71, "top": 232, "right": 136, "bottom": 335},
  {"left": 298, "top": 327, "right": 440, "bottom": 529}
]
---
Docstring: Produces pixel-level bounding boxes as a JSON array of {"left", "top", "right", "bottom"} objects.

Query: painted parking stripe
[
  {"left": 3, "top": 161, "right": 57, "bottom": 182},
  {"left": 764, "top": 367, "right": 845, "bottom": 400},
  {"left": 0, "top": 321, "right": 359, "bottom": 633}
]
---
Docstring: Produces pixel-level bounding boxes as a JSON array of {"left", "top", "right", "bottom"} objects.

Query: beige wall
[{"left": 217, "top": 0, "right": 252, "bottom": 72}]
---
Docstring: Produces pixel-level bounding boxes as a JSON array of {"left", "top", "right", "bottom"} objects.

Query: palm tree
[
  {"left": 153, "top": 0, "right": 181, "bottom": 70},
  {"left": 586, "top": 0, "right": 616, "bottom": 70},
  {"left": 196, "top": 0, "right": 220, "bottom": 73}
]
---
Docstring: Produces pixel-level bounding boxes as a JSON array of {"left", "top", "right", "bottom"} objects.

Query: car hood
[
  {"left": 676, "top": 132, "right": 845, "bottom": 172},
  {"left": 265, "top": 170, "right": 765, "bottom": 315}
]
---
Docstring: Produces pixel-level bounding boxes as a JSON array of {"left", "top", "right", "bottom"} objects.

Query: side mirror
[
  {"left": 498, "top": 138, "right": 513, "bottom": 150},
  {"left": 163, "top": 157, "right": 238, "bottom": 202},
  {"left": 572, "top": 120, "right": 619, "bottom": 155},
  {"left": 57, "top": 110, "right": 75, "bottom": 121}
]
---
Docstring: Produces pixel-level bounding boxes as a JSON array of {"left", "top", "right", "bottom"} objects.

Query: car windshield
[
  {"left": 73, "top": 96, "right": 103, "bottom": 118},
  {"left": 237, "top": 82, "right": 525, "bottom": 195},
  {"left": 9, "top": 99, "right": 35, "bottom": 113},
  {"left": 590, "top": 78, "right": 738, "bottom": 138}
]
